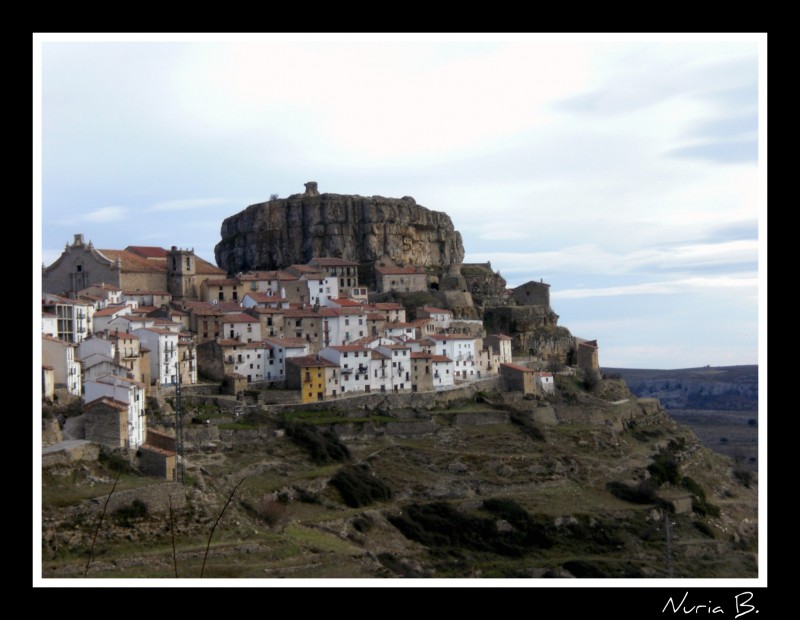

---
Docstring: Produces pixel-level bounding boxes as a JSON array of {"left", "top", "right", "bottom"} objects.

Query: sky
[{"left": 34, "top": 33, "right": 765, "bottom": 369}]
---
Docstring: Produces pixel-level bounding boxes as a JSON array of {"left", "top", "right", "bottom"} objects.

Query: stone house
[
  {"left": 500, "top": 362, "right": 537, "bottom": 395},
  {"left": 374, "top": 263, "right": 427, "bottom": 293},
  {"left": 83, "top": 374, "right": 146, "bottom": 448}
]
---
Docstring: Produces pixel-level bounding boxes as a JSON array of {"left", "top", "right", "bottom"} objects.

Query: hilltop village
[
  {"left": 41, "top": 185, "right": 600, "bottom": 465},
  {"left": 40, "top": 186, "right": 759, "bottom": 580}
]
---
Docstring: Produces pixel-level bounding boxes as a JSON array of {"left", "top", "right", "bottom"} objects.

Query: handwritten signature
[{"left": 663, "top": 592, "right": 758, "bottom": 617}]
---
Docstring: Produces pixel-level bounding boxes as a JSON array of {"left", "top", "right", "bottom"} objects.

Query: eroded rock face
[{"left": 215, "top": 186, "right": 465, "bottom": 273}]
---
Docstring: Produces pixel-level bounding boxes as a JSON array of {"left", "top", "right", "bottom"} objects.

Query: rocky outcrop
[{"left": 215, "top": 183, "right": 465, "bottom": 273}]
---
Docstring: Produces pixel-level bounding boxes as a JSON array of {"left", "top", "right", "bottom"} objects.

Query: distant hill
[{"left": 602, "top": 365, "right": 758, "bottom": 410}]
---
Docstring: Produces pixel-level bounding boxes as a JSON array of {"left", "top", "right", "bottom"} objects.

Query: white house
[
  {"left": 327, "top": 308, "right": 370, "bottom": 346},
  {"left": 42, "top": 294, "right": 93, "bottom": 344},
  {"left": 534, "top": 371, "right": 555, "bottom": 394},
  {"left": 417, "top": 306, "right": 453, "bottom": 332},
  {"left": 484, "top": 334, "right": 513, "bottom": 365},
  {"left": 83, "top": 374, "right": 146, "bottom": 449},
  {"left": 42, "top": 335, "right": 82, "bottom": 397},
  {"left": 133, "top": 327, "right": 179, "bottom": 385},
  {"left": 374, "top": 343, "right": 412, "bottom": 393},
  {"left": 91, "top": 305, "right": 134, "bottom": 333},
  {"left": 425, "top": 334, "right": 483, "bottom": 382},
  {"left": 262, "top": 336, "right": 310, "bottom": 383},
  {"left": 42, "top": 312, "right": 58, "bottom": 338},
  {"left": 241, "top": 292, "right": 290, "bottom": 310},
  {"left": 319, "top": 345, "right": 373, "bottom": 395},
  {"left": 221, "top": 313, "right": 262, "bottom": 343}
]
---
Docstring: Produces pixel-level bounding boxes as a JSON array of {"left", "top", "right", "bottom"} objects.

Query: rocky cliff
[{"left": 215, "top": 182, "right": 465, "bottom": 273}]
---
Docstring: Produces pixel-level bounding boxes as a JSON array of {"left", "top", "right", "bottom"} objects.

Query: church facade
[{"left": 43, "top": 234, "right": 225, "bottom": 301}]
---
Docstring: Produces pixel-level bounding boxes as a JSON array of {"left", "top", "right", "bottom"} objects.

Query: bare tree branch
[
  {"left": 84, "top": 471, "right": 122, "bottom": 578},
  {"left": 200, "top": 478, "right": 246, "bottom": 578}
]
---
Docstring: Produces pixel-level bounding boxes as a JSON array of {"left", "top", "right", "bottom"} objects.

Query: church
[{"left": 42, "top": 233, "right": 225, "bottom": 301}]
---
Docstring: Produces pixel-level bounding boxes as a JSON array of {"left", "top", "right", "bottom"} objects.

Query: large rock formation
[{"left": 215, "top": 182, "right": 465, "bottom": 273}]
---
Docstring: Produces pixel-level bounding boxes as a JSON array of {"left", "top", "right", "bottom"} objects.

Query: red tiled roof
[
  {"left": 326, "top": 345, "right": 370, "bottom": 352},
  {"left": 374, "top": 303, "right": 404, "bottom": 310},
  {"left": 264, "top": 337, "right": 308, "bottom": 348},
  {"left": 430, "top": 355, "right": 452, "bottom": 363},
  {"left": 126, "top": 245, "right": 169, "bottom": 258},
  {"left": 287, "top": 355, "right": 338, "bottom": 368},
  {"left": 329, "top": 297, "right": 363, "bottom": 307},
  {"left": 421, "top": 306, "right": 452, "bottom": 314},
  {"left": 500, "top": 362, "right": 535, "bottom": 373},
  {"left": 309, "top": 257, "right": 359, "bottom": 266},
  {"left": 222, "top": 313, "right": 259, "bottom": 324},
  {"left": 83, "top": 397, "right": 128, "bottom": 411},
  {"left": 139, "top": 444, "right": 176, "bottom": 456}
]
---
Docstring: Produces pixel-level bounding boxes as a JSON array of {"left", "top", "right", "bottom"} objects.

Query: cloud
[
  {"left": 664, "top": 140, "right": 757, "bottom": 164},
  {"left": 472, "top": 239, "right": 758, "bottom": 280},
  {"left": 148, "top": 198, "right": 230, "bottom": 212},
  {"left": 82, "top": 206, "right": 129, "bottom": 222},
  {"left": 553, "top": 275, "right": 757, "bottom": 300}
]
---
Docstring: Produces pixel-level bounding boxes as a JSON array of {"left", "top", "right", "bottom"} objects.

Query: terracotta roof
[
  {"left": 139, "top": 444, "right": 176, "bottom": 457},
  {"left": 329, "top": 297, "right": 363, "bottom": 307},
  {"left": 42, "top": 334, "right": 75, "bottom": 346},
  {"left": 500, "top": 362, "right": 535, "bottom": 373},
  {"left": 377, "top": 343, "right": 410, "bottom": 350},
  {"left": 122, "top": 290, "right": 171, "bottom": 296},
  {"left": 430, "top": 355, "right": 452, "bottom": 363},
  {"left": 98, "top": 249, "right": 167, "bottom": 273},
  {"left": 427, "top": 334, "right": 475, "bottom": 341},
  {"left": 83, "top": 397, "right": 128, "bottom": 412},
  {"left": 264, "top": 336, "right": 308, "bottom": 349},
  {"left": 287, "top": 355, "right": 338, "bottom": 368},
  {"left": 126, "top": 245, "right": 169, "bottom": 258},
  {"left": 371, "top": 350, "right": 390, "bottom": 360},
  {"left": 135, "top": 327, "right": 178, "bottom": 336},
  {"left": 223, "top": 313, "right": 259, "bottom": 324},
  {"left": 309, "top": 257, "right": 359, "bottom": 267},
  {"left": 421, "top": 306, "right": 452, "bottom": 315},
  {"left": 374, "top": 303, "right": 404, "bottom": 310},
  {"left": 204, "top": 278, "right": 241, "bottom": 287},
  {"left": 410, "top": 352, "right": 432, "bottom": 359},
  {"left": 366, "top": 313, "right": 385, "bottom": 321},
  {"left": 216, "top": 339, "right": 241, "bottom": 347},
  {"left": 534, "top": 372, "right": 553, "bottom": 377},
  {"left": 93, "top": 373, "right": 145, "bottom": 388}
]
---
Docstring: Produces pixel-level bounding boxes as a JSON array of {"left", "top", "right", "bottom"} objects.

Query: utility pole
[{"left": 174, "top": 361, "right": 184, "bottom": 485}]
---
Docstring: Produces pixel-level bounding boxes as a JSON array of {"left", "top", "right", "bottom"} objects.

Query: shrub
[
  {"left": 254, "top": 496, "right": 287, "bottom": 528},
  {"left": 733, "top": 468, "right": 754, "bottom": 488},
  {"left": 607, "top": 480, "right": 658, "bottom": 504},
  {"left": 583, "top": 368, "right": 602, "bottom": 392},
  {"left": 112, "top": 499, "right": 148, "bottom": 527},
  {"left": 329, "top": 465, "right": 392, "bottom": 508},
  {"left": 647, "top": 452, "right": 681, "bottom": 487},
  {"left": 509, "top": 411, "right": 545, "bottom": 441},
  {"left": 283, "top": 422, "right": 350, "bottom": 465}
]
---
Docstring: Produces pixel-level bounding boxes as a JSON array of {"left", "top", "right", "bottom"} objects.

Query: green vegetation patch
[{"left": 282, "top": 422, "right": 350, "bottom": 465}]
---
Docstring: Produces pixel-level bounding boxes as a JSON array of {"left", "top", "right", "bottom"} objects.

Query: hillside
[
  {"left": 602, "top": 365, "right": 758, "bottom": 411},
  {"left": 41, "top": 377, "right": 758, "bottom": 579}
]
